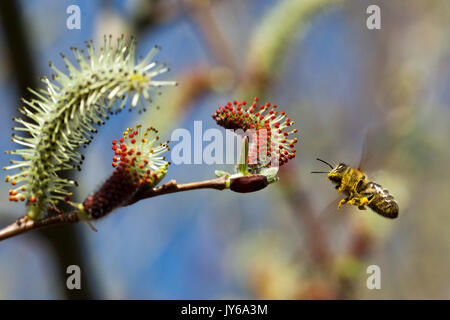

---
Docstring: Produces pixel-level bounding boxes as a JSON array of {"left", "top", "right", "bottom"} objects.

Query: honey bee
[{"left": 312, "top": 158, "right": 399, "bottom": 219}]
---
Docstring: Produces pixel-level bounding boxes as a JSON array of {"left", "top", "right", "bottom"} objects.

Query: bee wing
[
  {"left": 358, "top": 127, "right": 376, "bottom": 171},
  {"left": 357, "top": 129, "right": 369, "bottom": 171},
  {"left": 357, "top": 124, "right": 391, "bottom": 173}
]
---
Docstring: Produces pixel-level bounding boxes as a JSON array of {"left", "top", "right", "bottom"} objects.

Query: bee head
[{"left": 327, "top": 163, "right": 348, "bottom": 184}]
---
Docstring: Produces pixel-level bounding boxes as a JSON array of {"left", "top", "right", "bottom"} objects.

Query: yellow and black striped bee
[{"left": 312, "top": 158, "right": 399, "bottom": 219}]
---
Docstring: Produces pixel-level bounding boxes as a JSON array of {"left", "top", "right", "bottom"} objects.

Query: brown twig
[
  {"left": 124, "top": 175, "right": 228, "bottom": 206},
  {"left": 0, "top": 175, "right": 228, "bottom": 242},
  {"left": 0, "top": 212, "right": 81, "bottom": 242}
]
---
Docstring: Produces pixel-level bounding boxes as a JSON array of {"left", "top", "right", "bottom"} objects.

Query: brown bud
[{"left": 229, "top": 175, "right": 269, "bottom": 193}]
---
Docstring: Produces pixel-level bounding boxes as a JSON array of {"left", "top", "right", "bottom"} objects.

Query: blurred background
[{"left": 0, "top": 0, "right": 449, "bottom": 299}]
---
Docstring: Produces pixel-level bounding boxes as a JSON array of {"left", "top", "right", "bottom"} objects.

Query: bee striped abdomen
[{"left": 366, "top": 182, "right": 399, "bottom": 219}]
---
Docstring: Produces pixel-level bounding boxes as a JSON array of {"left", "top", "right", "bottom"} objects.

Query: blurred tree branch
[
  {"left": 0, "top": 1, "right": 38, "bottom": 98},
  {"left": 183, "top": 0, "right": 238, "bottom": 71},
  {"left": 238, "top": 0, "right": 344, "bottom": 97},
  {"left": 131, "top": 0, "right": 183, "bottom": 35}
]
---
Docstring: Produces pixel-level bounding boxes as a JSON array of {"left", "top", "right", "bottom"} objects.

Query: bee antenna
[
  {"left": 316, "top": 158, "right": 333, "bottom": 169},
  {"left": 311, "top": 171, "right": 329, "bottom": 174}
]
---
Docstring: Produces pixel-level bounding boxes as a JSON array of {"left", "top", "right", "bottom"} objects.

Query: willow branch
[
  {"left": 0, "top": 175, "right": 228, "bottom": 242},
  {"left": 124, "top": 176, "right": 228, "bottom": 206}
]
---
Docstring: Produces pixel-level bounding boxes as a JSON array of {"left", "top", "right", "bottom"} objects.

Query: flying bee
[{"left": 312, "top": 158, "right": 399, "bottom": 219}]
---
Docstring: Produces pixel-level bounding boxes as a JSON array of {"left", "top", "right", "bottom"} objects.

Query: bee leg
[
  {"left": 348, "top": 195, "right": 368, "bottom": 209},
  {"left": 347, "top": 198, "right": 358, "bottom": 206},
  {"left": 358, "top": 196, "right": 371, "bottom": 206},
  {"left": 338, "top": 197, "right": 349, "bottom": 210}
]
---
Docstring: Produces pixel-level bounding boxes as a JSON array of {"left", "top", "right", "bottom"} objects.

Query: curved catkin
[{"left": 3, "top": 35, "right": 177, "bottom": 219}]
